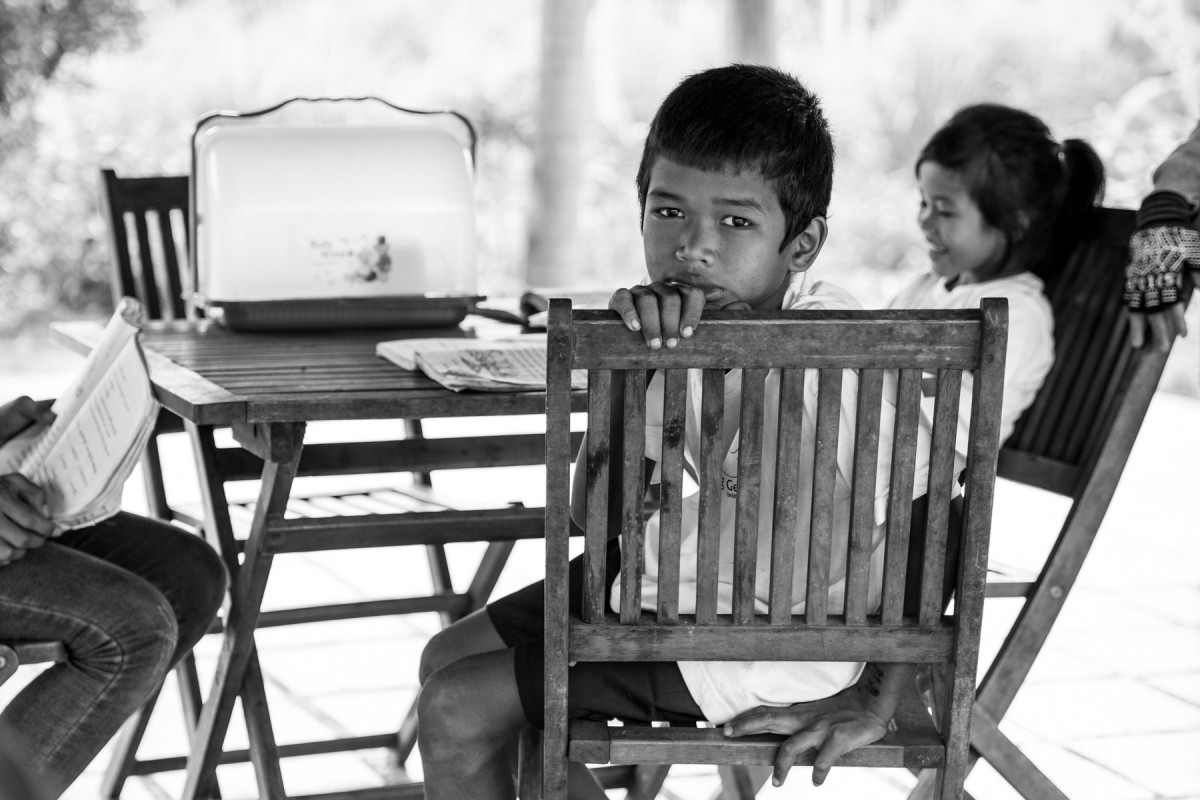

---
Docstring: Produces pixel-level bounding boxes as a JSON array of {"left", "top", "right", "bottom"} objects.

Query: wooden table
[{"left": 54, "top": 318, "right": 585, "bottom": 800}]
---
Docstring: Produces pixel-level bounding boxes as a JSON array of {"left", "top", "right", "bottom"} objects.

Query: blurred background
[{"left": 1, "top": 0, "right": 1198, "bottom": 396}]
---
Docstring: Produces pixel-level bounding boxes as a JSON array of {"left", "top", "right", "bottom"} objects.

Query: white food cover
[{"left": 192, "top": 100, "right": 476, "bottom": 305}]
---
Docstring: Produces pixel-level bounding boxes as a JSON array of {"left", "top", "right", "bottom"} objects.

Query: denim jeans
[{"left": 0, "top": 512, "right": 227, "bottom": 797}]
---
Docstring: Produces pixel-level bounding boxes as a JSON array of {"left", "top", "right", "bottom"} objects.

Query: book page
[
  {"left": 3, "top": 298, "right": 158, "bottom": 529},
  {"left": 28, "top": 340, "right": 156, "bottom": 522},
  {"left": 376, "top": 336, "right": 543, "bottom": 371},
  {"left": 415, "top": 343, "right": 587, "bottom": 392}
]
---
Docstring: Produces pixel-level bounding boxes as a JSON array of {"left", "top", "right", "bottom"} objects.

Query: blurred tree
[
  {"left": 0, "top": 0, "right": 144, "bottom": 334},
  {"left": 0, "top": 0, "right": 142, "bottom": 146},
  {"left": 526, "top": 0, "right": 595, "bottom": 289},
  {"left": 727, "top": 0, "right": 776, "bottom": 64}
]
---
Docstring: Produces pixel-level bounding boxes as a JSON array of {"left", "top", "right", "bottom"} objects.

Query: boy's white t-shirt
[
  {"left": 887, "top": 271, "right": 1054, "bottom": 471},
  {"left": 613, "top": 272, "right": 932, "bottom": 725}
]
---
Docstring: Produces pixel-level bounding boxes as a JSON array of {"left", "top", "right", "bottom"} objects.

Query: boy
[{"left": 416, "top": 64, "right": 924, "bottom": 797}]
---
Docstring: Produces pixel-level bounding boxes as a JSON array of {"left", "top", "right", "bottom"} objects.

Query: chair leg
[
  {"left": 626, "top": 764, "right": 671, "bottom": 800},
  {"left": 518, "top": 726, "right": 543, "bottom": 800},
  {"left": 100, "top": 684, "right": 162, "bottom": 799},
  {"left": 714, "top": 765, "right": 769, "bottom": 800}
]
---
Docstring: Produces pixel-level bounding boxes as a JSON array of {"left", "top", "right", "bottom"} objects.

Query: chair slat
[
  {"left": 694, "top": 369, "right": 726, "bottom": 624},
  {"left": 156, "top": 208, "right": 186, "bottom": 319},
  {"left": 583, "top": 369, "right": 613, "bottom": 623},
  {"left": 768, "top": 368, "right": 804, "bottom": 624},
  {"left": 845, "top": 368, "right": 884, "bottom": 624},
  {"left": 881, "top": 368, "right": 922, "bottom": 625},
  {"left": 656, "top": 369, "right": 688, "bottom": 623},
  {"left": 919, "top": 369, "right": 961, "bottom": 626},
  {"left": 131, "top": 212, "right": 162, "bottom": 319},
  {"left": 805, "top": 368, "right": 843, "bottom": 625},
  {"left": 732, "top": 368, "right": 767, "bottom": 625},
  {"left": 619, "top": 370, "right": 647, "bottom": 624}
]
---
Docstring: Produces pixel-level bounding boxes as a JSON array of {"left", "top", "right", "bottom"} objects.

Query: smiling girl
[{"left": 888, "top": 103, "right": 1106, "bottom": 461}]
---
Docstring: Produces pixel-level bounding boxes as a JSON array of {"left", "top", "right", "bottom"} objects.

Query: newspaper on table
[
  {"left": 376, "top": 335, "right": 587, "bottom": 392},
  {"left": 0, "top": 298, "right": 158, "bottom": 529}
]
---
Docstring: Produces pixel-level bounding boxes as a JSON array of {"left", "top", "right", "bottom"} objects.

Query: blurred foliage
[{"left": 0, "top": 0, "right": 1198, "bottom": 334}]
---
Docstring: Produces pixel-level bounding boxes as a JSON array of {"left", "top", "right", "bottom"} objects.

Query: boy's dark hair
[
  {"left": 636, "top": 64, "right": 835, "bottom": 251},
  {"left": 917, "top": 103, "right": 1105, "bottom": 286}
]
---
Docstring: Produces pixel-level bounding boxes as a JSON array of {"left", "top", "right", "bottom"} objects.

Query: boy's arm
[
  {"left": 609, "top": 282, "right": 749, "bottom": 349},
  {"left": 721, "top": 661, "right": 915, "bottom": 788}
]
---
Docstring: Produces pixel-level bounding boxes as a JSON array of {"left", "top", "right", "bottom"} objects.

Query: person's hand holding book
[{"left": 0, "top": 396, "right": 60, "bottom": 566}]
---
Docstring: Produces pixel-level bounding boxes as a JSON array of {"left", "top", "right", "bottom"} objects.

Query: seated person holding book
[{"left": 0, "top": 394, "right": 226, "bottom": 798}]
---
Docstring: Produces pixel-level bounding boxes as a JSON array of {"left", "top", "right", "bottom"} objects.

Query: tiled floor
[{"left": 2, "top": 388, "right": 1197, "bottom": 800}]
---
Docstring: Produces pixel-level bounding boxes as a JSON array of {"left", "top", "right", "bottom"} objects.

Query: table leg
[{"left": 182, "top": 423, "right": 302, "bottom": 800}]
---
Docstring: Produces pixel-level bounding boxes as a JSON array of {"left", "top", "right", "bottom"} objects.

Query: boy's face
[{"left": 641, "top": 156, "right": 804, "bottom": 311}]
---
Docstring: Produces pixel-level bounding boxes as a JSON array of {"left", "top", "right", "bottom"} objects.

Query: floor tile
[
  {"left": 1069, "top": 730, "right": 1200, "bottom": 798},
  {"left": 1005, "top": 676, "right": 1200, "bottom": 740}
]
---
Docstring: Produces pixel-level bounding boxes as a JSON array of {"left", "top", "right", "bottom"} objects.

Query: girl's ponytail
[{"left": 1033, "top": 139, "right": 1106, "bottom": 289}]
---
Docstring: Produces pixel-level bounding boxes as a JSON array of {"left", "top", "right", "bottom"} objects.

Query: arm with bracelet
[{"left": 1126, "top": 121, "right": 1200, "bottom": 350}]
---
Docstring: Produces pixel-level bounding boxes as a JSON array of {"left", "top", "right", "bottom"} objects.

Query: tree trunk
[
  {"left": 525, "top": 0, "right": 595, "bottom": 290},
  {"left": 728, "top": 0, "right": 776, "bottom": 64}
]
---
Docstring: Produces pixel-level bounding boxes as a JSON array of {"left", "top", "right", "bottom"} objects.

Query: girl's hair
[{"left": 917, "top": 104, "right": 1105, "bottom": 286}]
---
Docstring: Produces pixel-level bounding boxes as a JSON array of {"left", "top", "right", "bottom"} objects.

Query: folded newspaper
[
  {"left": 376, "top": 335, "right": 586, "bottom": 392},
  {"left": 0, "top": 298, "right": 157, "bottom": 529}
]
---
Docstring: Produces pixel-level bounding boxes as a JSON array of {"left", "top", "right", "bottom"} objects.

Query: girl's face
[{"left": 916, "top": 162, "right": 1009, "bottom": 284}]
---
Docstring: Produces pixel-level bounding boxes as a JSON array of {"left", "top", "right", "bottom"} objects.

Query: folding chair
[
  {"left": 97, "top": 168, "right": 527, "bottom": 794},
  {"left": 532, "top": 298, "right": 1009, "bottom": 800},
  {"left": 908, "top": 207, "right": 1191, "bottom": 800}
]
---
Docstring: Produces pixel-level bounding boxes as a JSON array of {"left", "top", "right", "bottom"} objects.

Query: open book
[
  {"left": 0, "top": 298, "right": 158, "bottom": 529},
  {"left": 376, "top": 335, "right": 586, "bottom": 392}
]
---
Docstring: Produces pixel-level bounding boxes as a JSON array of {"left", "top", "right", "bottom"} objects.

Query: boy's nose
[{"left": 677, "top": 223, "right": 717, "bottom": 264}]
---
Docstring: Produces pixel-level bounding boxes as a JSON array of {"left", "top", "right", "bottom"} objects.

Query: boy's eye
[
  {"left": 720, "top": 215, "right": 753, "bottom": 228},
  {"left": 652, "top": 207, "right": 683, "bottom": 219}
]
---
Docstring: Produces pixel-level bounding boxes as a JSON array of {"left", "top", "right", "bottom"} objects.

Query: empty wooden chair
[{"left": 536, "top": 298, "right": 1010, "bottom": 800}]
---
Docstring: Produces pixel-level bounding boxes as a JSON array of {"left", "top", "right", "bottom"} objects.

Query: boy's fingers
[
  {"left": 648, "top": 283, "right": 685, "bottom": 347},
  {"left": 811, "top": 727, "right": 857, "bottom": 786},
  {"left": 630, "top": 287, "right": 667, "bottom": 348},
  {"left": 608, "top": 289, "right": 642, "bottom": 332},
  {"left": 678, "top": 286, "right": 707, "bottom": 338},
  {"left": 771, "top": 729, "right": 823, "bottom": 787}
]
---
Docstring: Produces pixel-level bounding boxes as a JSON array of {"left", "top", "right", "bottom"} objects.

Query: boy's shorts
[{"left": 486, "top": 538, "right": 705, "bottom": 730}]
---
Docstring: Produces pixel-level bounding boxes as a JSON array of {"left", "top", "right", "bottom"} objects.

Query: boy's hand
[
  {"left": 722, "top": 691, "right": 889, "bottom": 788},
  {"left": 609, "top": 282, "right": 750, "bottom": 349},
  {"left": 0, "top": 473, "right": 58, "bottom": 566},
  {"left": 0, "top": 396, "right": 55, "bottom": 445}
]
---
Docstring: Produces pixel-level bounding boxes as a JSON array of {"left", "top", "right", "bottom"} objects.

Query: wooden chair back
[
  {"left": 543, "top": 299, "right": 1010, "bottom": 800},
  {"left": 99, "top": 168, "right": 191, "bottom": 321}
]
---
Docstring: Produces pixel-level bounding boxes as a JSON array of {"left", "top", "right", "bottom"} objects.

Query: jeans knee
[{"left": 76, "top": 583, "right": 177, "bottom": 691}]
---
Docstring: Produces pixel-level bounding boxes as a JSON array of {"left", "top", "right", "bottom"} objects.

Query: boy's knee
[
  {"left": 419, "top": 624, "right": 470, "bottom": 684},
  {"left": 416, "top": 669, "right": 475, "bottom": 759}
]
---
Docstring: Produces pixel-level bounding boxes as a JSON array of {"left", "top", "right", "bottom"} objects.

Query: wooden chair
[
  {"left": 909, "top": 207, "right": 1192, "bottom": 800},
  {"left": 534, "top": 298, "right": 1010, "bottom": 800}
]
